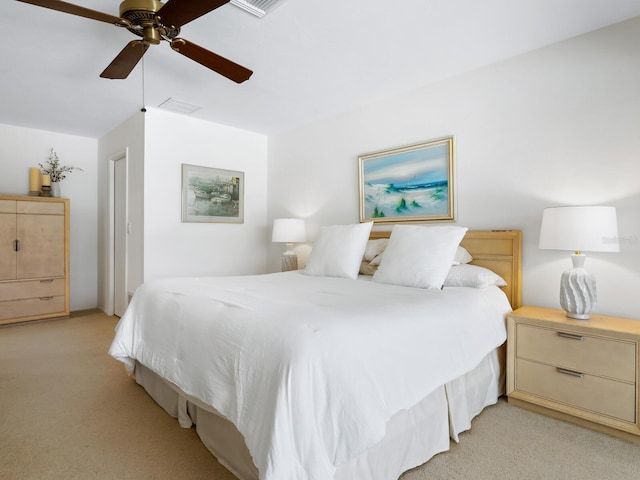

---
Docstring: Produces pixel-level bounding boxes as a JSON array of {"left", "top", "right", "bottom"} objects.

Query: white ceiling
[{"left": 2, "top": 0, "right": 640, "bottom": 138}]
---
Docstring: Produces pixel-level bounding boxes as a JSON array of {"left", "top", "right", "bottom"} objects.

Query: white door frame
[{"left": 106, "top": 149, "right": 128, "bottom": 317}]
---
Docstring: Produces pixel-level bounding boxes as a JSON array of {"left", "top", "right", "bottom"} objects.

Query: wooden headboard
[{"left": 369, "top": 229, "right": 522, "bottom": 309}]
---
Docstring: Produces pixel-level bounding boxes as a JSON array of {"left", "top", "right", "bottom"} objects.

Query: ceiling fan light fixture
[{"left": 143, "top": 26, "right": 161, "bottom": 44}]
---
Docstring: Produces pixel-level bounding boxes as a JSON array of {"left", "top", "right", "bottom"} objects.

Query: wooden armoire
[{"left": 0, "top": 194, "right": 70, "bottom": 325}]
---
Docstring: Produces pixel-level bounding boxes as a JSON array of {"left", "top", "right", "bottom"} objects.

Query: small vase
[{"left": 51, "top": 182, "right": 61, "bottom": 198}]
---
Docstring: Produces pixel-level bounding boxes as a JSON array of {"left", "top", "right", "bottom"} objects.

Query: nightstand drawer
[
  {"left": 516, "top": 358, "right": 636, "bottom": 423},
  {"left": 516, "top": 324, "right": 636, "bottom": 383}
]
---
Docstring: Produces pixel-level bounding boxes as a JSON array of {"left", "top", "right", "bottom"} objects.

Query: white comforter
[{"left": 109, "top": 271, "right": 511, "bottom": 480}]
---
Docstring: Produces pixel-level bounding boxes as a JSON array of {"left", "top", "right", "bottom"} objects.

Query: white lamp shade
[
  {"left": 272, "top": 218, "right": 306, "bottom": 243},
  {"left": 539, "top": 206, "right": 619, "bottom": 253}
]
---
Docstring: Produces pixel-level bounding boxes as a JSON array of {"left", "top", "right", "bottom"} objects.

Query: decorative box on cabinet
[
  {"left": 0, "top": 194, "right": 69, "bottom": 325},
  {"left": 507, "top": 306, "right": 640, "bottom": 443}
]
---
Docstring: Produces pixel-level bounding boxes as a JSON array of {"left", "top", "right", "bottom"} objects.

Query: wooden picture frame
[
  {"left": 181, "top": 164, "right": 244, "bottom": 223},
  {"left": 359, "top": 136, "right": 454, "bottom": 223}
]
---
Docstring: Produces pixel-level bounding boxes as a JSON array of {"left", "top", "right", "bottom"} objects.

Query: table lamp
[
  {"left": 272, "top": 218, "right": 306, "bottom": 271},
  {"left": 539, "top": 206, "right": 619, "bottom": 319}
]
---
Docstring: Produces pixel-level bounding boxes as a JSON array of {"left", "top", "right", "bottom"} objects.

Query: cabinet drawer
[
  {"left": 17, "top": 201, "right": 65, "bottom": 215},
  {"left": 0, "top": 200, "right": 16, "bottom": 214},
  {"left": 516, "top": 324, "right": 636, "bottom": 382},
  {"left": 0, "top": 295, "right": 66, "bottom": 321},
  {"left": 515, "top": 358, "right": 636, "bottom": 423},
  {"left": 0, "top": 279, "right": 65, "bottom": 301}
]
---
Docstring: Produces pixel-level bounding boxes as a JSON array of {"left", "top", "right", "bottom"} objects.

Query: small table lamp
[
  {"left": 272, "top": 218, "right": 306, "bottom": 271},
  {"left": 539, "top": 206, "right": 619, "bottom": 319}
]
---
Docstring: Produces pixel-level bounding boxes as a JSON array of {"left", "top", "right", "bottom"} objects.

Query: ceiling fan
[{"left": 16, "top": 0, "right": 253, "bottom": 83}]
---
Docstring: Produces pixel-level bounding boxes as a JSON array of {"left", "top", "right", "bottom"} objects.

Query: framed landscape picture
[
  {"left": 358, "top": 136, "right": 454, "bottom": 223},
  {"left": 181, "top": 164, "right": 244, "bottom": 223}
]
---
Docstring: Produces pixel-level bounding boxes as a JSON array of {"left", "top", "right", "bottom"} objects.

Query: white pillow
[
  {"left": 373, "top": 225, "right": 468, "bottom": 289},
  {"left": 369, "top": 243, "right": 471, "bottom": 267},
  {"left": 359, "top": 260, "right": 378, "bottom": 276},
  {"left": 453, "top": 246, "right": 473, "bottom": 265},
  {"left": 363, "top": 238, "right": 388, "bottom": 261},
  {"left": 304, "top": 222, "right": 373, "bottom": 279},
  {"left": 445, "top": 264, "right": 507, "bottom": 288}
]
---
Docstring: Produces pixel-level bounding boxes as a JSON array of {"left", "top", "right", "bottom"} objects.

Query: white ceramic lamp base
[
  {"left": 559, "top": 253, "right": 597, "bottom": 320},
  {"left": 281, "top": 249, "right": 298, "bottom": 272}
]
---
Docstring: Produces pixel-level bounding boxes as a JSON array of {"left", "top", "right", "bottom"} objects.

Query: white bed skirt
[{"left": 133, "top": 346, "right": 504, "bottom": 480}]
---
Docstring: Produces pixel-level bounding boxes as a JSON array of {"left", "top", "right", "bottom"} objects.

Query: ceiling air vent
[
  {"left": 157, "top": 98, "right": 203, "bottom": 115},
  {"left": 230, "top": 0, "right": 287, "bottom": 18}
]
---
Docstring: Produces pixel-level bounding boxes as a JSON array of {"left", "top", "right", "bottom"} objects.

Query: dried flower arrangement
[{"left": 39, "top": 148, "right": 83, "bottom": 182}]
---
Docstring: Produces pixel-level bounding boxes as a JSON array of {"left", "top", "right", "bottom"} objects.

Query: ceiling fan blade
[
  {"left": 157, "top": 0, "right": 229, "bottom": 28},
  {"left": 170, "top": 38, "right": 253, "bottom": 84},
  {"left": 16, "top": 0, "right": 130, "bottom": 27},
  {"left": 100, "top": 41, "right": 149, "bottom": 79}
]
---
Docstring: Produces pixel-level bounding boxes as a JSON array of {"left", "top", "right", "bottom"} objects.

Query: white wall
[
  {"left": 97, "top": 109, "right": 269, "bottom": 312},
  {"left": 143, "top": 109, "right": 269, "bottom": 280},
  {"left": 0, "top": 124, "right": 98, "bottom": 311},
  {"left": 268, "top": 18, "right": 640, "bottom": 319}
]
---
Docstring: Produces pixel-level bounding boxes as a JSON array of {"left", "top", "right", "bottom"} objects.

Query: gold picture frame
[{"left": 359, "top": 136, "right": 454, "bottom": 223}]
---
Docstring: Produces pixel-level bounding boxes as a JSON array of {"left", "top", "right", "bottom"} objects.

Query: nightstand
[{"left": 507, "top": 306, "right": 640, "bottom": 442}]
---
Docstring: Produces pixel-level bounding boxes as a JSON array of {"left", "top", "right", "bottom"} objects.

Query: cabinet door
[
  {"left": 0, "top": 212, "right": 17, "bottom": 280},
  {"left": 16, "top": 214, "right": 65, "bottom": 279}
]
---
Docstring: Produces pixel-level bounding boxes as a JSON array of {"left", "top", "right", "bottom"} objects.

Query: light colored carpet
[{"left": 1, "top": 311, "right": 638, "bottom": 479}]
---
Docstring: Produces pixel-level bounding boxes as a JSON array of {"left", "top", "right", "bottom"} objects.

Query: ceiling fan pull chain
[{"left": 141, "top": 55, "right": 147, "bottom": 113}]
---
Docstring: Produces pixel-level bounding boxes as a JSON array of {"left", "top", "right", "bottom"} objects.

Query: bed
[{"left": 109, "top": 227, "right": 522, "bottom": 480}]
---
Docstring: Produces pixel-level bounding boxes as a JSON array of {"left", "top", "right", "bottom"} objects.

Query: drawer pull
[
  {"left": 557, "top": 367, "right": 584, "bottom": 378},
  {"left": 557, "top": 331, "right": 584, "bottom": 341},
  {"left": 40, "top": 279, "right": 54, "bottom": 284},
  {"left": 39, "top": 296, "right": 54, "bottom": 301}
]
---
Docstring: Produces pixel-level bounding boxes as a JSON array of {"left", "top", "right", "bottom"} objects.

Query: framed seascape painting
[
  {"left": 359, "top": 136, "right": 455, "bottom": 223},
  {"left": 181, "top": 164, "right": 244, "bottom": 223}
]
